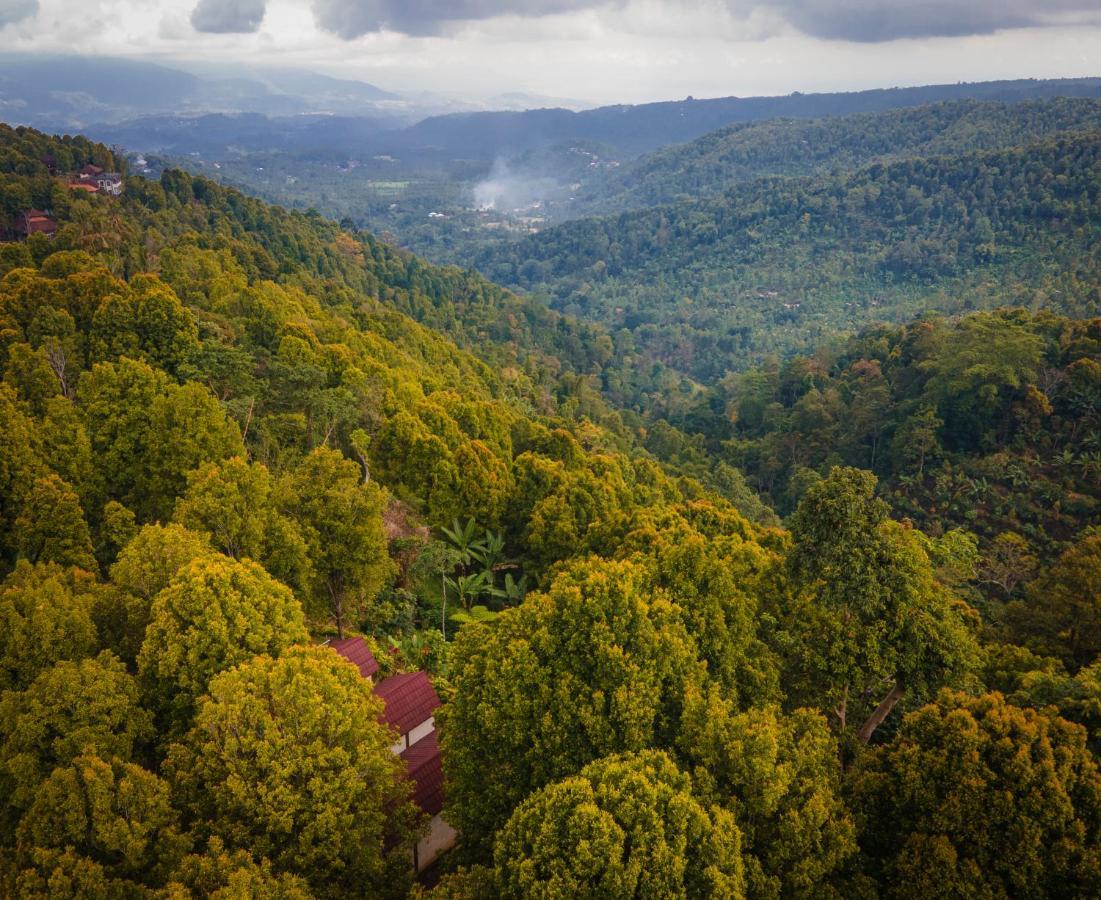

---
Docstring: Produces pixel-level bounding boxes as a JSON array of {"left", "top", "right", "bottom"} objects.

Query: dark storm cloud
[
  {"left": 0, "top": 0, "right": 38, "bottom": 28},
  {"left": 310, "top": 0, "right": 601, "bottom": 39},
  {"left": 191, "top": 0, "right": 267, "bottom": 34},
  {"left": 309, "top": 0, "right": 1101, "bottom": 42},
  {"left": 746, "top": 0, "right": 1101, "bottom": 43}
]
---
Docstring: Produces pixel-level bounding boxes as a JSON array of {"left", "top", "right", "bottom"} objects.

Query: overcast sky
[{"left": 2, "top": 0, "right": 1100, "bottom": 105}]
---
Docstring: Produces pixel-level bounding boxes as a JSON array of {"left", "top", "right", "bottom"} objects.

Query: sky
[{"left": 1, "top": 0, "right": 1100, "bottom": 106}]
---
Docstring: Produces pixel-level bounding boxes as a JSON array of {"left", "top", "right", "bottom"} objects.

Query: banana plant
[{"left": 445, "top": 570, "right": 493, "bottom": 611}]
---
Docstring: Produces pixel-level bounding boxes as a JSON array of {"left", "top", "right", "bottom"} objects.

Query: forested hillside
[
  {"left": 0, "top": 124, "right": 1099, "bottom": 899},
  {"left": 569, "top": 97, "right": 1101, "bottom": 217},
  {"left": 479, "top": 132, "right": 1101, "bottom": 382}
]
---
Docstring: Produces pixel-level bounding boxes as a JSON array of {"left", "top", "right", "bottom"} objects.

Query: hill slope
[
  {"left": 567, "top": 98, "right": 1101, "bottom": 218},
  {"left": 476, "top": 132, "right": 1101, "bottom": 383}
]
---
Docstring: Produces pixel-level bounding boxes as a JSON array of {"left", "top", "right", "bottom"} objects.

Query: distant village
[{"left": 4, "top": 161, "right": 123, "bottom": 241}]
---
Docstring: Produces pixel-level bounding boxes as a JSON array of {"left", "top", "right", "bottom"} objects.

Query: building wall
[
  {"left": 407, "top": 717, "right": 434, "bottom": 748},
  {"left": 415, "top": 814, "right": 458, "bottom": 872}
]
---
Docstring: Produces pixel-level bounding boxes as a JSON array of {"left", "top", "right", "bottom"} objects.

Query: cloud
[
  {"left": 191, "top": 0, "right": 267, "bottom": 34},
  {"left": 307, "top": 0, "right": 1101, "bottom": 43},
  {"left": 311, "top": 0, "right": 603, "bottom": 39},
  {"left": 731, "top": 1, "right": 1101, "bottom": 43},
  {"left": 0, "top": 0, "right": 38, "bottom": 28}
]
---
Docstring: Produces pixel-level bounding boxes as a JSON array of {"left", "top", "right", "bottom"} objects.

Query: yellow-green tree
[
  {"left": 438, "top": 557, "right": 707, "bottom": 855},
  {"left": 493, "top": 750, "right": 744, "bottom": 899},
  {"left": 0, "top": 652, "right": 151, "bottom": 837},
  {"left": 783, "top": 468, "right": 979, "bottom": 753},
  {"left": 173, "top": 456, "right": 310, "bottom": 594},
  {"left": 12, "top": 474, "right": 96, "bottom": 572},
  {"left": 848, "top": 691, "right": 1101, "bottom": 898},
  {"left": 278, "top": 447, "right": 393, "bottom": 637},
  {"left": 166, "top": 646, "right": 421, "bottom": 899},
  {"left": 1009, "top": 533, "right": 1101, "bottom": 670},
  {"left": 678, "top": 686, "right": 856, "bottom": 898},
  {"left": 137, "top": 555, "right": 308, "bottom": 731},
  {"left": 14, "top": 753, "right": 189, "bottom": 891},
  {"left": 0, "top": 562, "right": 99, "bottom": 691},
  {"left": 164, "top": 837, "right": 313, "bottom": 899},
  {"left": 76, "top": 357, "right": 242, "bottom": 521}
]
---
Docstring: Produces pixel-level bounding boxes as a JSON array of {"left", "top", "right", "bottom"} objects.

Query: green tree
[
  {"left": 164, "top": 837, "right": 313, "bottom": 899},
  {"left": 109, "top": 523, "right": 212, "bottom": 603},
  {"left": 783, "top": 468, "right": 979, "bottom": 754},
  {"left": 166, "top": 646, "right": 421, "bottom": 899},
  {"left": 0, "top": 562, "right": 99, "bottom": 692},
  {"left": 12, "top": 474, "right": 97, "bottom": 572},
  {"left": 0, "top": 383, "right": 43, "bottom": 565},
  {"left": 678, "top": 686, "right": 856, "bottom": 898},
  {"left": 0, "top": 652, "right": 152, "bottom": 836},
  {"left": 138, "top": 555, "right": 308, "bottom": 732},
  {"left": 848, "top": 691, "right": 1101, "bottom": 898},
  {"left": 76, "top": 358, "right": 243, "bottom": 521},
  {"left": 438, "top": 557, "right": 707, "bottom": 855},
  {"left": 89, "top": 275, "right": 198, "bottom": 376},
  {"left": 279, "top": 447, "right": 393, "bottom": 637},
  {"left": 173, "top": 456, "right": 310, "bottom": 593},
  {"left": 493, "top": 750, "right": 744, "bottom": 899},
  {"left": 14, "top": 753, "right": 189, "bottom": 890},
  {"left": 1009, "top": 533, "right": 1101, "bottom": 670}
]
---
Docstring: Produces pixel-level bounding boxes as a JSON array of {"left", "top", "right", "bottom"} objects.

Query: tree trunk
[{"left": 858, "top": 680, "right": 905, "bottom": 744}]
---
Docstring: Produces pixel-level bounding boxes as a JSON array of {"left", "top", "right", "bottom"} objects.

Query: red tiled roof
[
  {"left": 374, "top": 671, "right": 440, "bottom": 737},
  {"left": 16, "top": 211, "right": 57, "bottom": 235},
  {"left": 328, "top": 636, "right": 380, "bottom": 679},
  {"left": 68, "top": 182, "right": 98, "bottom": 193},
  {"left": 401, "top": 730, "right": 444, "bottom": 815}
]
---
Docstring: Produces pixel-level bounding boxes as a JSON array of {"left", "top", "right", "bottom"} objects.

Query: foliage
[
  {"left": 0, "top": 562, "right": 100, "bottom": 692},
  {"left": 493, "top": 750, "right": 745, "bottom": 899},
  {"left": 438, "top": 557, "right": 707, "bottom": 854},
  {"left": 782, "top": 468, "right": 981, "bottom": 749},
  {"left": 848, "top": 691, "right": 1101, "bottom": 898},
  {"left": 0, "top": 652, "right": 152, "bottom": 837},
  {"left": 166, "top": 646, "right": 421, "bottom": 898},
  {"left": 679, "top": 688, "right": 856, "bottom": 898},
  {"left": 137, "top": 555, "right": 309, "bottom": 731},
  {"left": 15, "top": 753, "right": 188, "bottom": 889}
]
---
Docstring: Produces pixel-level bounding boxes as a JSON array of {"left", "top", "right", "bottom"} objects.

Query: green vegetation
[
  {"left": 478, "top": 132, "right": 1101, "bottom": 383},
  {"left": 570, "top": 98, "right": 1101, "bottom": 216},
  {"left": 0, "top": 120, "right": 1098, "bottom": 899}
]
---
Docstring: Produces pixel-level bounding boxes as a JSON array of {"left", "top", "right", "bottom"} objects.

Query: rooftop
[
  {"left": 374, "top": 671, "right": 440, "bottom": 737},
  {"left": 401, "top": 730, "right": 444, "bottom": 815},
  {"left": 328, "top": 636, "right": 380, "bottom": 679}
]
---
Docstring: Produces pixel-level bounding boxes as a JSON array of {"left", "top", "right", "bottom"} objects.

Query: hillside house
[
  {"left": 69, "top": 163, "right": 123, "bottom": 196},
  {"left": 328, "top": 637, "right": 457, "bottom": 871},
  {"left": 14, "top": 209, "right": 58, "bottom": 239}
]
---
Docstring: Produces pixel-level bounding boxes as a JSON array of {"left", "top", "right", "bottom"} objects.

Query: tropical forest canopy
[{"left": 0, "top": 101, "right": 1098, "bottom": 900}]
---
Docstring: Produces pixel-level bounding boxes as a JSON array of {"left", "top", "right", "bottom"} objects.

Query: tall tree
[
  {"left": 166, "top": 646, "right": 421, "bottom": 899},
  {"left": 0, "top": 652, "right": 151, "bottom": 837},
  {"left": 438, "top": 557, "right": 707, "bottom": 855},
  {"left": 848, "top": 691, "right": 1101, "bottom": 898},
  {"left": 12, "top": 474, "right": 96, "bottom": 572},
  {"left": 14, "top": 753, "right": 189, "bottom": 891},
  {"left": 278, "top": 447, "right": 393, "bottom": 638},
  {"left": 0, "top": 562, "right": 99, "bottom": 692},
  {"left": 678, "top": 686, "right": 857, "bottom": 898},
  {"left": 493, "top": 750, "right": 744, "bottom": 899},
  {"left": 137, "top": 555, "right": 308, "bottom": 732},
  {"left": 783, "top": 468, "right": 979, "bottom": 756}
]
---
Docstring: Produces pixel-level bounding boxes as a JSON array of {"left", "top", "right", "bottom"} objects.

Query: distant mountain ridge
[
  {"left": 18, "top": 67, "right": 1101, "bottom": 167},
  {"left": 0, "top": 54, "right": 401, "bottom": 129},
  {"left": 386, "top": 77, "right": 1101, "bottom": 158}
]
